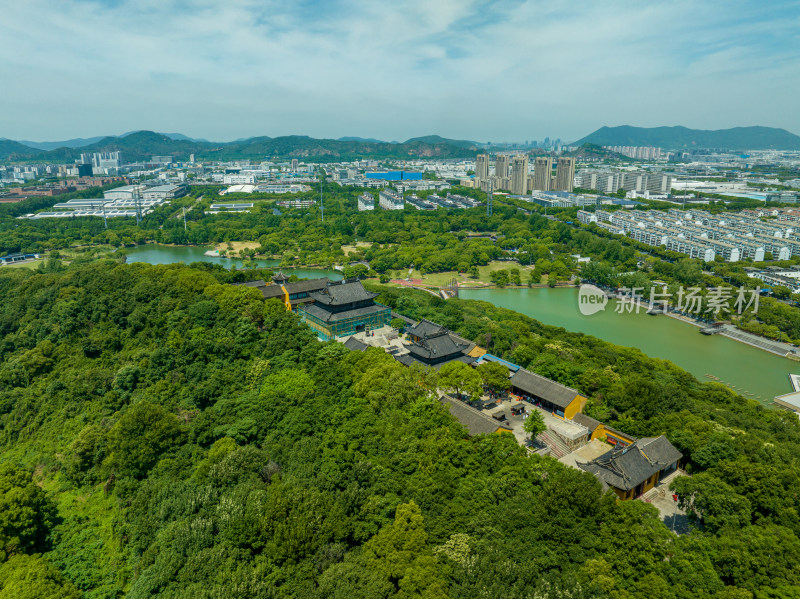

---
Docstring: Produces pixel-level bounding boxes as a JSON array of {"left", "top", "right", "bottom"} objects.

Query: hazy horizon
[{"left": 2, "top": 0, "right": 798, "bottom": 142}]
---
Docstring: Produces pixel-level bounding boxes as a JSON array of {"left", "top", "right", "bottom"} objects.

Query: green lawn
[{"left": 387, "top": 260, "right": 534, "bottom": 287}]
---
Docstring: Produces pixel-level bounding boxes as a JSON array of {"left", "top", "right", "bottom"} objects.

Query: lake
[
  {"left": 461, "top": 287, "right": 795, "bottom": 403},
  {"left": 122, "top": 244, "right": 342, "bottom": 281},
  {"left": 121, "top": 244, "right": 794, "bottom": 403}
]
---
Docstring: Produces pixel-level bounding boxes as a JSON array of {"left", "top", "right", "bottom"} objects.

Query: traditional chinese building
[
  {"left": 298, "top": 280, "right": 391, "bottom": 340},
  {"left": 395, "top": 320, "right": 476, "bottom": 369},
  {"left": 240, "top": 272, "right": 329, "bottom": 311},
  {"left": 509, "top": 368, "right": 587, "bottom": 419},
  {"left": 578, "top": 435, "right": 682, "bottom": 499},
  {"left": 438, "top": 395, "right": 513, "bottom": 436}
]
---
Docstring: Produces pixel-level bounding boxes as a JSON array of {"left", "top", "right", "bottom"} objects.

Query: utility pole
[
  {"left": 102, "top": 202, "right": 107, "bottom": 230},
  {"left": 319, "top": 169, "right": 324, "bottom": 223},
  {"left": 487, "top": 178, "right": 493, "bottom": 217},
  {"left": 134, "top": 184, "right": 142, "bottom": 225},
  {"left": 183, "top": 207, "right": 187, "bottom": 232}
]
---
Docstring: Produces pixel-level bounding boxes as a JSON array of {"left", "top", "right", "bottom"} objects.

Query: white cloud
[{"left": 0, "top": 0, "right": 798, "bottom": 141}]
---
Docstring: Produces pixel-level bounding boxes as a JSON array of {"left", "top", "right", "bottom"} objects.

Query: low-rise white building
[
  {"left": 357, "top": 193, "right": 375, "bottom": 211},
  {"left": 378, "top": 189, "right": 404, "bottom": 210}
]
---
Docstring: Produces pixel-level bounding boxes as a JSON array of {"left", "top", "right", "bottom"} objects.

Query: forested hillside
[
  {"left": 574, "top": 125, "right": 800, "bottom": 150},
  {"left": 2, "top": 131, "right": 479, "bottom": 162},
  {"left": 0, "top": 259, "right": 798, "bottom": 597}
]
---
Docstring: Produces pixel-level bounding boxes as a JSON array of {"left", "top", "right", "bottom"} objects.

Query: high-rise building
[
  {"left": 93, "top": 151, "right": 121, "bottom": 169},
  {"left": 495, "top": 154, "right": 509, "bottom": 179},
  {"left": 475, "top": 154, "right": 490, "bottom": 183},
  {"left": 554, "top": 157, "right": 575, "bottom": 192},
  {"left": 291, "top": 159, "right": 299, "bottom": 172},
  {"left": 533, "top": 157, "right": 552, "bottom": 191},
  {"left": 511, "top": 155, "right": 529, "bottom": 195}
]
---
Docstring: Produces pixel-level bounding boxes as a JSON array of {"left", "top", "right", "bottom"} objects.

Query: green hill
[
  {"left": 574, "top": 125, "right": 800, "bottom": 150},
  {"left": 403, "top": 135, "right": 479, "bottom": 149},
  {"left": 563, "top": 143, "right": 631, "bottom": 160},
  {"left": 0, "top": 138, "right": 39, "bottom": 159},
  {"left": 9, "top": 131, "right": 478, "bottom": 163},
  {"left": 1, "top": 259, "right": 800, "bottom": 596}
]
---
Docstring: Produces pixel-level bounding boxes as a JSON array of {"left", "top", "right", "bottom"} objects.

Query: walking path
[
  {"left": 664, "top": 311, "right": 797, "bottom": 358},
  {"left": 718, "top": 324, "right": 797, "bottom": 357}
]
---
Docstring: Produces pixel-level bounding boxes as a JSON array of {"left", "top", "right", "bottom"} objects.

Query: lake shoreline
[{"left": 459, "top": 286, "right": 794, "bottom": 403}]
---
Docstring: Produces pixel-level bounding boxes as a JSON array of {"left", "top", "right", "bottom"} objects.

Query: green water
[
  {"left": 461, "top": 287, "right": 795, "bottom": 403},
  {"left": 120, "top": 245, "right": 793, "bottom": 402},
  {"left": 122, "top": 245, "right": 342, "bottom": 281}
]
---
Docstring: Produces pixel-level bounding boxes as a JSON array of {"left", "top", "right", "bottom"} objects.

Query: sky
[{"left": 1, "top": 0, "right": 799, "bottom": 143}]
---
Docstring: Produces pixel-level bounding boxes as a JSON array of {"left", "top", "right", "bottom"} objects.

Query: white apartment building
[
  {"left": 358, "top": 193, "right": 375, "bottom": 211},
  {"left": 378, "top": 189, "right": 404, "bottom": 210},
  {"left": 223, "top": 174, "right": 256, "bottom": 185}
]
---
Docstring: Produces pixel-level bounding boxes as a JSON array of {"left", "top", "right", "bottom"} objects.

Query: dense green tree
[
  {"left": 0, "top": 555, "right": 80, "bottom": 599},
  {"left": 437, "top": 361, "right": 482, "bottom": 400},
  {"left": 363, "top": 502, "right": 448, "bottom": 598},
  {"left": 476, "top": 361, "right": 510, "bottom": 394},
  {"left": 0, "top": 464, "right": 56, "bottom": 559},
  {"left": 105, "top": 402, "right": 186, "bottom": 479},
  {"left": 0, "top": 260, "right": 796, "bottom": 596}
]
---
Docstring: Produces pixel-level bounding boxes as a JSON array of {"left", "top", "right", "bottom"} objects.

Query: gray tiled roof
[
  {"left": 638, "top": 436, "right": 683, "bottom": 468},
  {"left": 301, "top": 303, "right": 389, "bottom": 323},
  {"left": 285, "top": 278, "right": 329, "bottom": 294},
  {"left": 407, "top": 319, "right": 448, "bottom": 338},
  {"left": 431, "top": 355, "right": 475, "bottom": 369},
  {"left": 236, "top": 280, "right": 267, "bottom": 287},
  {"left": 343, "top": 337, "right": 368, "bottom": 351},
  {"left": 578, "top": 435, "right": 681, "bottom": 491},
  {"left": 394, "top": 354, "right": 418, "bottom": 367},
  {"left": 572, "top": 413, "right": 602, "bottom": 433},
  {"left": 407, "top": 332, "right": 468, "bottom": 360},
  {"left": 259, "top": 285, "right": 286, "bottom": 300},
  {"left": 439, "top": 395, "right": 512, "bottom": 436},
  {"left": 510, "top": 369, "right": 582, "bottom": 409},
  {"left": 310, "top": 280, "right": 378, "bottom": 306}
]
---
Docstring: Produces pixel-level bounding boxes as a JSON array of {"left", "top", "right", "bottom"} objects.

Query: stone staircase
[
  {"left": 641, "top": 469, "right": 685, "bottom": 503},
  {"left": 537, "top": 429, "right": 570, "bottom": 458}
]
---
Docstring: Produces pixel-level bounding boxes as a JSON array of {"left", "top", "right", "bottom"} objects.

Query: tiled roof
[
  {"left": 259, "top": 285, "right": 286, "bottom": 300},
  {"left": 638, "top": 436, "right": 683, "bottom": 468},
  {"left": 572, "top": 413, "right": 602, "bottom": 433},
  {"left": 285, "top": 278, "right": 329, "bottom": 294},
  {"left": 578, "top": 435, "right": 682, "bottom": 491},
  {"left": 343, "top": 337, "right": 368, "bottom": 351},
  {"left": 510, "top": 368, "right": 582, "bottom": 409},
  {"left": 406, "top": 332, "right": 468, "bottom": 360},
  {"left": 300, "top": 303, "right": 389, "bottom": 323},
  {"left": 310, "top": 280, "right": 378, "bottom": 306},
  {"left": 407, "top": 319, "right": 448, "bottom": 338},
  {"left": 439, "top": 395, "right": 512, "bottom": 436},
  {"left": 236, "top": 279, "right": 267, "bottom": 288}
]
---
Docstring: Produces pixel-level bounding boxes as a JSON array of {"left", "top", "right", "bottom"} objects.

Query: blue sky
[{"left": 1, "top": 0, "right": 799, "bottom": 142}]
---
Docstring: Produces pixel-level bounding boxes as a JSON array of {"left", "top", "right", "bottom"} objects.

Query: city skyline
[{"left": 2, "top": 0, "right": 799, "bottom": 142}]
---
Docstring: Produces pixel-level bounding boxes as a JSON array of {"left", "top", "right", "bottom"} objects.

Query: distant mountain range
[
  {"left": 0, "top": 131, "right": 480, "bottom": 162},
  {"left": 573, "top": 125, "right": 800, "bottom": 151},
  {"left": 4, "top": 126, "right": 799, "bottom": 163},
  {"left": 16, "top": 136, "right": 108, "bottom": 151},
  {"left": 337, "top": 136, "right": 386, "bottom": 143}
]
